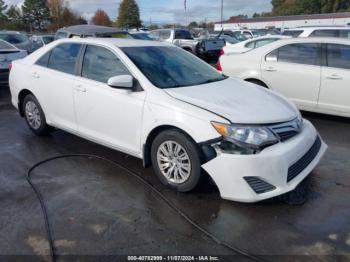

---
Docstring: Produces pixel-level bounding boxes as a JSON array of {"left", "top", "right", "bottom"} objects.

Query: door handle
[
  {"left": 264, "top": 67, "right": 277, "bottom": 72},
  {"left": 326, "top": 74, "right": 342, "bottom": 80},
  {"left": 75, "top": 85, "right": 87, "bottom": 92}
]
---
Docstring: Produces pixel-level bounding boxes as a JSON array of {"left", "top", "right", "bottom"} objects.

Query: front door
[{"left": 73, "top": 45, "right": 146, "bottom": 155}]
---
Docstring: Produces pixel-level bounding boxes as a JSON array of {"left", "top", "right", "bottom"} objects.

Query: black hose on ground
[{"left": 26, "top": 154, "right": 268, "bottom": 262}]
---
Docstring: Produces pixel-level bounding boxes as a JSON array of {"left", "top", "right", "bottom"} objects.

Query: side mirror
[{"left": 108, "top": 75, "right": 134, "bottom": 89}]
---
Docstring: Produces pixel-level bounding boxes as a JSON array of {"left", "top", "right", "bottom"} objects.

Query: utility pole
[{"left": 221, "top": 0, "right": 224, "bottom": 28}]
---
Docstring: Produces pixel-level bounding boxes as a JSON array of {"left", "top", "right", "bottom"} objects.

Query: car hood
[{"left": 164, "top": 78, "right": 298, "bottom": 124}]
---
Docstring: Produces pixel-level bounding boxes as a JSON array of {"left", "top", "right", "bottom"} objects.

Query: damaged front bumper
[{"left": 201, "top": 120, "right": 327, "bottom": 203}]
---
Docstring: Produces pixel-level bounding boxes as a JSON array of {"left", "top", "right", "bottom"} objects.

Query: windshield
[
  {"left": 121, "top": 46, "right": 227, "bottom": 89},
  {"left": 0, "top": 33, "right": 29, "bottom": 44},
  {"left": 42, "top": 36, "right": 54, "bottom": 44},
  {"left": 222, "top": 35, "right": 239, "bottom": 44}
]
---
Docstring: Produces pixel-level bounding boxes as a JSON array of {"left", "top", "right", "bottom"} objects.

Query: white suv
[
  {"left": 9, "top": 38, "right": 327, "bottom": 203},
  {"left": 282, "top": 26, "right": 350, "bottom": 38}
]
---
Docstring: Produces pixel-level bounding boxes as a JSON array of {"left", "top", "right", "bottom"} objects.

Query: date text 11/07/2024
[{"left": 127, "top": 256, "right": 220, "bottom": 261}]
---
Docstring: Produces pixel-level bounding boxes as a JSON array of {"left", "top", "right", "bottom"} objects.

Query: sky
[{"left": 4, "top": 0, "right": 273, "bottom": 24}]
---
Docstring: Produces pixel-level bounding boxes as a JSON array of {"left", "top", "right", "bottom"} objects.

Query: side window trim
[{"left": 76, "top": 44, "right": 87, "bottom": 77}]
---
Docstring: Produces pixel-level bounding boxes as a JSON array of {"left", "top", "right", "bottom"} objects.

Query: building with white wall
[{"left": 214, "top": 12, "right": 350, "bottom": 31}]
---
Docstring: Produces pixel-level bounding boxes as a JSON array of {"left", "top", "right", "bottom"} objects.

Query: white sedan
[
  {"left": 223, "top": 35, "right": 290, "bottom": 54},
  {"left": 9, "top": 38, "right": 327, "bottom": 203},
  {"left": 219, "top": 37, "right": 350, "bottom": 118}
]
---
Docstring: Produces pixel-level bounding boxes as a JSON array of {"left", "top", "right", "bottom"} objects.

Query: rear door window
[
  {"left": 282, "top": 30, "right": 303, "bottom": 37},
  {"left": 326, "top": 44, "right": 350, "bottom": 70},
  {"left": 277, "top": 43, "right": 321, "bottom": 66},
  {"left": 47, "top": 43, "right": 81, "bottom": 74},
  {"left": 82, "top": 45, "right": 129, "bottom": 83},
  {"left": 310, "top": 30, "right": 339, "bottom": 38}
]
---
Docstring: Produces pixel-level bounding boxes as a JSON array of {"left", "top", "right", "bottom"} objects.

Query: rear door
[
  {"left": 32, "top": 43, "right": 81, "bottom": 131},
  {"left": 261, "top": 42, "right": 322, "bottom": 110},
  {"left": 318, "top": 43, "right": 350, "bottom": 115}
]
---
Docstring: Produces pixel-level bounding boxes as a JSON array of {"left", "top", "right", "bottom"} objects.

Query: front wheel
[{"left": 151, "top": 130, "right": 202, "bottom": 192}]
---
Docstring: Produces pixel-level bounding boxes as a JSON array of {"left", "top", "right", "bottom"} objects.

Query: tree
[
  {"left": 6, "top": 5, "right": 24, "bottom": 30},
  {"left": 22, "top": 0, "right": 51, "bottom": 31},
  {"left": 91, "top": 9, "right": 112, "bottom": 26},
  {"left": 270, "top": 0, "right": 350, "bottom": 16},
  {"left": 116, "top": 0, "right": 141, "bottom": 29},
  {"left": 47, "top": 0, "right": 87, "bottom": 32},
  {"left": 0, "top": 0, "right": 7, "bottom": 21},
  {"left": 188, "top": 21, "right": 198, "bottom": 29}
]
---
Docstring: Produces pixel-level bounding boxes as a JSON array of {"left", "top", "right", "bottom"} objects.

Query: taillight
[
  {"left": 8, "top": 63, "right": 12, "bottom": 72},
  {"left": 220, "top": 48, "right": 224, "bottom": 56},
  {"left": 216, "top": 60, "right": 222, "bottom": 71}
]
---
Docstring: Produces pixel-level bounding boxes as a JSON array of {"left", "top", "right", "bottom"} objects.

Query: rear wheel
[
  {"left": 23, "top": 94, "right": 52, "bottom": 136},
  {"left": 151, "top": 130, "right": 202, "bottom": 192}
]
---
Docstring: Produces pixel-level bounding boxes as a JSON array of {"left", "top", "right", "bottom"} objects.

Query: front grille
[
  {"left": 287, "top": 136, "right": 322, "bottom": 183},
  {"left": 244, "top": 177, "right": 276, "bottom": 194},
  {"left": 269, "top": 118, "right": 302, "bottom": 142}
]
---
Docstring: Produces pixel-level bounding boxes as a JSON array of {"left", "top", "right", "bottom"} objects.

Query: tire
[
  {"left": 151, "top": 129, "right": 202, "bottom": 192},
  {"left": 23, "top": 94, "right": 52, "bottom": 136}
]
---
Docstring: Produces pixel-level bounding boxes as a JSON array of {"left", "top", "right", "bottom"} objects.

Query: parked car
[
  {"left": 0, "top": 40, "right": 27, "bottom": 85},
  {"left": 150, "top": 29, "right": 225, "bottom": 61},
  {"left": 220, "top": 30, "right": 249, "bottom": 42},
  {"left": 218, "top": 37, "right": 350, "bottom": 118},
  {"left": 31, "top": 35, "right": 55, "bottom": 51},
  {"left": 0, "top": 31, "right": 32, "bottom": 53},
  {"left": 282, "top": 26, "right": 350, "bottom": 38},
  {"left": 55, "top": 25, "right": 131, "bottom": 39},
  {"left": 227, "top": 29, "right": 261, "bottom": 39},
  {"left": 9, "top": 38, "right": 327, "bottom": 203},
  {"left": 223, "top": 35, "right": 290, "bottom": 54}
]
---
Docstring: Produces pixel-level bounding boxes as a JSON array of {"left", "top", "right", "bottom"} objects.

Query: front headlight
[{"left": 211, "top": 122, "right": 279, "bottom": 150}]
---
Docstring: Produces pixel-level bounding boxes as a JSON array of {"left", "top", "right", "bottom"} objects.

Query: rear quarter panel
[
  {"left": 220, "top": 52, "right": 262, "bottom": 80},
  {"left": 9, "top": 61, "right": 35, "bottom": 110}
]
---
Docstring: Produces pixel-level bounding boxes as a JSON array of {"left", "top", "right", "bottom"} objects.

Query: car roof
[
  {"left": 57, "top": 25, "right": 126, "bottom": 34},
  {"left": 285, "top": 26, "right": 350, "bottom": 31},
  {"left": 55, "top": 37, "right": 171, "bottom": 47},
  {"left": 277, "top": 37, "right": 350, "bottom": 44},
  {"left": 0, "top": 31, "right": 26, "bottom": 35}
]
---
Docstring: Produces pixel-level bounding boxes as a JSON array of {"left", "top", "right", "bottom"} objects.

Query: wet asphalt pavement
[{"left": 0, "top": 86, "right": 349, "bottom": 261}]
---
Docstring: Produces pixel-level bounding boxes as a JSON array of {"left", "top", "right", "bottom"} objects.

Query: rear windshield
[
  {"left": 121, "top": 46, "right": 227, "bottom": 89},
  {"left": 42, "top": 36, "right": 54, "bottom": 44},
  {"left": 0, "top": 39, "right": 17, "bottom": 50},
  {"left": 0, "top": 33, "right": 29, "bottom": 44}
]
